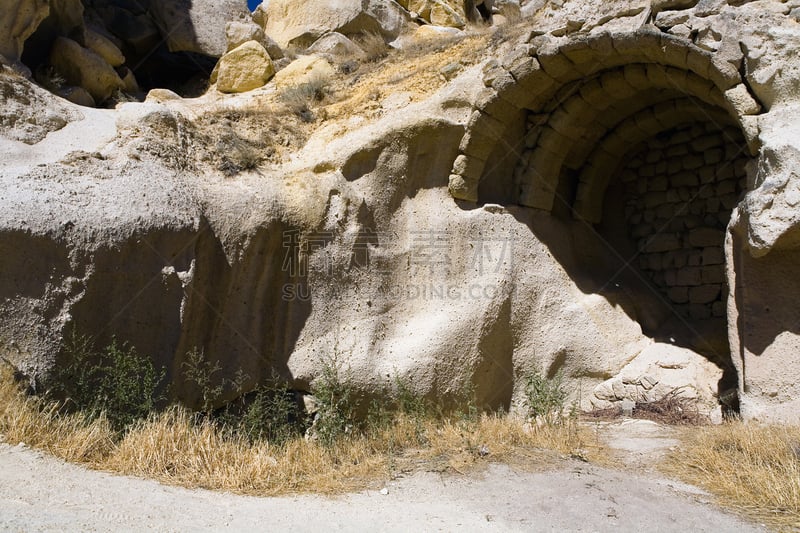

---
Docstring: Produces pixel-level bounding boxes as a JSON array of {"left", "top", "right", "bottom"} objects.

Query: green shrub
[
  {"left": 524, "top": 369, "right": 569, "bottom": 425},
  {"left": 181, "top": 347, "right": 225, "bottom": 416},
  {"left": 48, "top": 332, "right": 164, "bottom": 431},
  {"left": 312, "top": 359, "right": 359, "bottom": 446},
  {"left": 221, "top": 380, "right": 305, "bottom": 446},
  {"left": 182, "top": 349, "right": 305, "bottom": 445}
]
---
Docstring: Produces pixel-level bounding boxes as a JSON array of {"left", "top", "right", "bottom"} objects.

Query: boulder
[
  {"left": 119, "top": 67, "right": 140, "bottom": 95},
  {"left": 225, "top": 19, "right": 285, "bottom": 59},
  {"left": 262, "top": 0, "right": 411, "bottom": 48},
  {"left": 225, "top": 20, "right": 266, "bottom": 51},
  {"left": 96, "top": 7, "right": 160, "bottom": 55},
  {"left": 214, "top": 40, "right": 275, "bottom": 93},
  {"left": 47, "top": 0, "right": 84, "bottom": 36},
  {"left": 0, "top": 0, "right": 49, "bottom": 62},
  {"left": 307, "top": 32, "right": 366, "bottom": 59},
  {"left": 429, "top": 1, "right": 466, "bottom": 28},
  {"left": 85, "top": 28, "right": 125, "bottom": 67},
  {"left": 149, "top": 0, "right": 251, "bottom": 57},
  {"left": 49, "top": 36, "right": 124, "bottom": 103},
  {"left": 57, "top": 85, "right": 96, "bottom": 107}
]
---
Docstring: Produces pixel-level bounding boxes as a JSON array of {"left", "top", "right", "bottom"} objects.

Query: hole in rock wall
[
  {"left": 512, "top": 108, "right": 748, "bottom": 383},
  {"left": 469, "top": 49, "right": 757, "bottom": 403}
]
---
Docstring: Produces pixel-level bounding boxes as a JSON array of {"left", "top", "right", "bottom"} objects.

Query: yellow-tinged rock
[
  {"left": 49, "top": 36, "right": 123, "bottom": 103},
  {"left": 215, "top": 40, "right": 275, "bottom": 94},
  {"left": 430, "top": 1, "right": 466, "bottom": 28},
  {"left": 85, "top": 28, "right": 125, "bottom": 67}
]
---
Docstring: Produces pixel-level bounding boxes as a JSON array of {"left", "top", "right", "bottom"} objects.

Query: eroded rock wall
[{"left": 2, "top": 0, "right": 800, "bottom": 421}]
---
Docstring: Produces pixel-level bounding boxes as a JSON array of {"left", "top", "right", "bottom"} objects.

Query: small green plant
[
  {"left": 48, "top": 332, "right": 165, "bottom": 431},
  {"left": 524, "top": 369, "right": 569, "bottom": 425},
  {"left": 366, "top": 375, "right": 430, "bottom": 439},
  {"left": 395, "top": 376, "right": 429, "bottom": 420},
  {"left": 221, "top": 378, "right": 305, "bottom": 445},
  {"left": 311, "top": 358, "right": 359, "bottom": 446},
  {"left": 181, "top": 348, "right": 225, "bottom": 416}
]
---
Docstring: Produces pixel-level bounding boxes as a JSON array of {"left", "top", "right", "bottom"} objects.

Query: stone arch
[
  {"left": 449, "top": 27, "right": 761, "bottom": 206},
  {"left": 449, "top": 27, "right": 764, "bottom": 391}
]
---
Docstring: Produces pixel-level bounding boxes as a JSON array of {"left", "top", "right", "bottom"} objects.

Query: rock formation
[{"left": 1, "top": 0, "right": 800, "bottom": 423}]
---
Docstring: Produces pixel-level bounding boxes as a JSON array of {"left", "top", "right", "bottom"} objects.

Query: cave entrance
[
  {"left": 449, "top": 29, "right": 762, "bottom": 403},
  {"left": 613, "top": 123, "right": 748, "bottom": 343}
]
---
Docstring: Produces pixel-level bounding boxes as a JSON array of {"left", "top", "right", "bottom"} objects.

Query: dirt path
[{"left": 0, "top": 421, "right": 765, "bottom": 532}]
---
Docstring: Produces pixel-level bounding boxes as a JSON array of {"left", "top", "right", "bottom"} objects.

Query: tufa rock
[
  {"left": 214, "top": 40, "right": 275, "bottom": 93},
  {"left": 85, "top": 28, "right": 125, "bottom": 68},
  {"left": 307, "top": 32, "right": 366, "bottom": 59},
  {"left": 262, "top": 0, "right": 410, "bottom": 48},
  {"left": 149, "top": 0, "right": 251, "bottom": 57},
  {"left": 49, "top": 36, "right": 124, "bottom": 103},
  {"left": 0, "top": 0, "right": 49, "bottom": 62}
]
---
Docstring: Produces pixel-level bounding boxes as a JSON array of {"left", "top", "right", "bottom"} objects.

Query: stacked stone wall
[{"left": 621, "top": 124, "right": 747, "bottom": 320}]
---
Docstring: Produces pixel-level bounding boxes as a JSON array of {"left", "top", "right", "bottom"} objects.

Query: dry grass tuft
[
  {"left": 664, "top": 421, "right": 800, "bottom": 529},
  {"left": 0, "top": 365, "right": 599, "bottom": 496},
  {"left": 353, "top": 32, "right": 390, "bottom": 63},
  {"left": 0, "top": 365, "right": 115, "bottom": 462}
]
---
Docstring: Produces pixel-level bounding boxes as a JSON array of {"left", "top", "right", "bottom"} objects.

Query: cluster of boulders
[
  {"left": 0, "top": 0, "right": 250, "bottom": 106},
  {"left": 1, "top": 0, "right": 533, "bottom": 102},
  {"left": 210, "top": 0, "right": 524, "bottom": 94}
]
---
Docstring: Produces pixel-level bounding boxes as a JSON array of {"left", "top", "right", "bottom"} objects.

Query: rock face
[
  {"left": 0, "top": 68, "right": 82, "bottom": 144},
  {"left": 214, "top": 40, "right": 275, "bottom": 93},
  {"left": 1, "top": 0, "right": 800, "bottom": 423},
  {"left": 449, "top": 0, "right": 800, "bottom": 421},
  {"left": 149, "top": 0, "right": 250, "bottom": 57},
  {"left": 1, "top": 0, "right": 253, "bottom": 105},
  {"left": 0, "top": 0, "right": 49, "bottom": 63},
  {"left": 262, "top": 0, "right": 411, "bottom": 48}
]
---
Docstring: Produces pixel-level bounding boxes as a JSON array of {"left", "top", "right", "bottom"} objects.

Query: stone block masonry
[{"left": 623, "top": 123, "right": 747, "bottom": 321}]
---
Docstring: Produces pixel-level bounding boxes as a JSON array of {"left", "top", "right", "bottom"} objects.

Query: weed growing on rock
[
  {"left": 310, "top": 358, "right": 360, "bottom": 446},
  {"left": 216, "top": 132, "right": 263, "bottom": 176},
  {"left": 524, "top": 369, "right": 569, "bottom": 425},
  {"left": 181, "top": 348, "right": 225, "bottom": 416},
  {"left": 354, "top": 32, "right": 389, "bottom": 63},
  {"left": 47, "top": 332, "right": 165, "bottom": 432},
  {"left": 219, "top": 379, "right": 305, "bottom": 446},
  {"left": 181, "top": 349, "right": 305, "bottom": 445}
]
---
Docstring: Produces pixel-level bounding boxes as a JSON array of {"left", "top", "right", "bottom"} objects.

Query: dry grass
[
  {"left": 0, "top": 365, "right": 599, "bottom": 496},
  {"left": 664, "top": 421, "right": 800, "bottom": 529},
  {"left": 0, "top": 365, "right": 115, "bottom": 463},
  {"left": 323, "top": 32, "right": 490, "bottom": 122}
]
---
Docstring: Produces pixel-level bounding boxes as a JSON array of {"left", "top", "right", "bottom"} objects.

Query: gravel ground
[{"left": 0, "top": 420, "right": 766, "bottom": 532}]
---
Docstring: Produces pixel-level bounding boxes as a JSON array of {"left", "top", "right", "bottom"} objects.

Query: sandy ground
[{"left": 0, "top": 420, "right": 765, "bottom": 532}]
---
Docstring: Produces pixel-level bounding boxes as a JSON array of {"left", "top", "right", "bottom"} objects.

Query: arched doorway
[{"left": 449, "top": 27, "right": 761, "bottom": 406}]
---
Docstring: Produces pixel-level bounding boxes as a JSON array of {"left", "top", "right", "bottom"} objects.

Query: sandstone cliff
[{"left": 1, "top": 0, "right": 799, "bottom": 422}]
